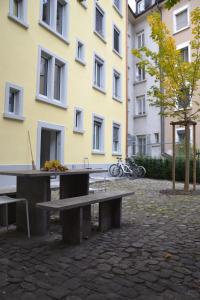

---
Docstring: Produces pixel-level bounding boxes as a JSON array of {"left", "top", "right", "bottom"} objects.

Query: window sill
[
  {"left": 113, "top": 49, "right": 122, "bottom": 59},
  {"left": 174, "top": 106, "right": 192, "bottom": 112},
  {"left": 112, "top": 152, "right": 122, "bottom": 156},
  {"left": 93, "top": 85, "right": 106, "bottom": 94},
  {"left": 92, "top": 150, "right": 105, "bottom": 155},
  {"left": 152, "top": 143, "right": 160, "bottom": 148},
  {"left": 75, "top": 57, "right": 86, "bottom": 66},
  {"left": 39, "top": 21, "right": 70, "bottom": 45},
  {"left": 133, "top": 79, "right": 147, "bottom": 86},
  {"left": 8, "top": 14, "right": 29, "bottom": 29},
  {"left": 94, "top": 31, "right": 107, "bottom": 44},
  {"left": 3, "top": 113, "right": 25, "bottom": 121},
  {"left": 113, "top": 96, "right": 122, "bottom": 103},
  {"left": 73, "top": 129, "right": 84, "bottom": 134},
  {"left": 36, "top": 95, "right": 67, "bottom": 109},
  {"left": 134, "top": 114, "right": 147, "bottom": 119},
  {"left": 113, "top": 4, "right": 123, "bottom": 17},
  {"left": 173, "top": 25, "right": 190, "bottom": 35}
]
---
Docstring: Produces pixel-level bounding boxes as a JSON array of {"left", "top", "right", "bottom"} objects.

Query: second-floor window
[
  {"left": 113, "top": 25, "right": 121, "bottom": 55},
  {"left": 113, "top": 70, "right": 121, "bottom": 100},
  {"left": 4, "top": 83, "right": 25, "bottom": 121},
  {"left": 136, "top": 95, "right": 146, "bottom": 115},
  {"left": 41, "top": 0, "right": 68, "bottom": 40},
  {"left": 136, "top": 64, "right": 145, "bottom": 82},
  {"left": 174, "top": 6, "right": 189, "bottom": 33},
  {"left": 93, "top": 55, "right": 105, "bottom": 91},
  {"left": 9, "top": 0, "right": 28, "bottom": 27},
  {"left": 137, "top": 31, "right": 145, "bottom": 48}
]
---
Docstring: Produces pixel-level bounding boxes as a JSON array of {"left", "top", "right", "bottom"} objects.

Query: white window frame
[
  {"left": 137, "top": 135, "right": 147, "bottom": 156},
  {"left": 92, "top": 114, "right": 105, "bottom": 154},
  {"left": 113, "top": 69, "right": 122, "bottom": 102},
  {"left": 175, "top": 127, "right": 192, "bottom": 144},
  {"left": 113, "top": 24, "right": 122, "bottom": 57},
  {"left": 75, "top": 39, "right": 86, "bottom": 66},
  {"left": 36, "top": 121, "right": 65, "bottom": 169},
  {"left": 135, "top": 95, "right": 146, "bottom": 116},
  {"left": 39, "top": 0, "right": 69, "bottom": 44},
  {"left": 173, "top": 5, "right": 190, "bottom": 34},
  {"left": 137, "top": 0, "right": 145, "bottom": 14},
  {"left": 73, "top": 107, "right": 84, "bottom": 134},
  {"left": 93, "top": 53, "right": 106, "bottom": 93},
  {"left": 94, "top": 1, "right": 106, "bottom": 42},
  {"left": 4, "top": 82, "right": 25, "bottom": 121},
  {"left": 177, "top": 41, "right": 191, "bottom": 62},
  {"left": 113, "top": 0, "right": 122, "bottom": 16},
  {"left": 136, "top": 31, "right": 145, "bottom": 49},
  {"left": 136, "top": 64, "right": 145, "bottom": 82},
  {"left": 36, "top": 46, "right": 68, "bottom": 109},
  {"left": 112, "top": 122, "right": 121, "bottom": 155},
  {"left": 8, "top": 0, "right": 28, "bottom": 28}
]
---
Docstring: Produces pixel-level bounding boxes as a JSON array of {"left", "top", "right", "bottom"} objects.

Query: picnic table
[{"left": 0, "top": 169, "right": 106, "bottom": 236}]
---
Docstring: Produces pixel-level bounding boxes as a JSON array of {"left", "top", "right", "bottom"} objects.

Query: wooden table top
[{"left": 0, "top": 168, "right": 107, "bottom": 177}]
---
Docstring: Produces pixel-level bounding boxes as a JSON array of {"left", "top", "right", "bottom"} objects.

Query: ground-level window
[
  {"left": 137, "top": 135, "right": 146, "bottom": 155},
  {"left": 92, "top": 116, "right": 104, "bottom": 152},
  {"left": 112, "top": 123, "right": 121, "bottom": 154},
  {"left": 4, "top": 82, "right": 24, "bottom": 121}
]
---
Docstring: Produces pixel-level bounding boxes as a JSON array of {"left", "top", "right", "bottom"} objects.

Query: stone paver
[{"left": 0, "top": 178, "right": 200, "bottom": 299}]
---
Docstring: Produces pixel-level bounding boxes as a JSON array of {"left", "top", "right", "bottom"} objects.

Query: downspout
[
  {"left": 125, "top": 0, "right": 129, "bottom": 157},
  {"left": 156, "top": 0, "right": 165, "bottom": 155}
]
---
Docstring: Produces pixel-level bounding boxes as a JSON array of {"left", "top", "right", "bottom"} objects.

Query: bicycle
[
  {"left": 109, "top": 157, "right": 138, "bottom": 178},
  {"left": 126, "top": 156, "right": 146, "bottom": 178}
]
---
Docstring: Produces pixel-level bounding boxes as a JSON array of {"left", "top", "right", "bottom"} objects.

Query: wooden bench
[{"left": 37, "top": 190, "right": 134, "bottom": 245}]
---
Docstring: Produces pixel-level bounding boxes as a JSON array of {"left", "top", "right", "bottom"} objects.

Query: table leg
[
  {"left": 16, "top": 176, "right": 50, "bottom": 236},
  {"left": 99, "top": 198, "right": 122, "bottom": 232}
]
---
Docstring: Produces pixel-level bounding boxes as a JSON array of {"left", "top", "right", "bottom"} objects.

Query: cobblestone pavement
[{"left": 1, "top": 178, "right": 200, "bottom": 300}]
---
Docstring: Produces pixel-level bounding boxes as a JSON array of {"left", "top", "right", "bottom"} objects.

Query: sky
[{"left": 128, "top": 0, "right": 136, "bottom": 12}]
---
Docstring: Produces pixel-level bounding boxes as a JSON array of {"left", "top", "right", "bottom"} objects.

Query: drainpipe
[
  {"left": 125, "top": 0, "right": 129, "bottom": 157},
  {"left": 156, "top": 0, "right": 165, "bottom": 155}
]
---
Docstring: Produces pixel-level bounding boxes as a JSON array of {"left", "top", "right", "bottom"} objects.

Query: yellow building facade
[{"left": 0, "top": 0, "right": 127, "bottom": 186}]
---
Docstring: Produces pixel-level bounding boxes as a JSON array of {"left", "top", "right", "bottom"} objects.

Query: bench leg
[
  {"left": 99, "top": 198, "right": 122, "bottom": 232},
  {"left": 62, "top": 205, "right": 91, "bottom": 244}
]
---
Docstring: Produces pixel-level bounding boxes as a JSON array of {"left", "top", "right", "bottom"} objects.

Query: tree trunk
[{"left": 184, "top": 123, "right": 190, "bottom": 192}]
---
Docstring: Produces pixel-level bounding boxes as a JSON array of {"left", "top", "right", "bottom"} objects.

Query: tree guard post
[
  {"left": 172, "top": 123, "right": 176, "bottom": 191},
  {"left": 193, "top": 124, "right": 196, "bottom": 191}
]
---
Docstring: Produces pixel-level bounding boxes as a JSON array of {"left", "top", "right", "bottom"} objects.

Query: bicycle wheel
[
  {"left": 128, "top": 168, "right": 138, "bottom": 179},
  {"left": 137, "top": 166, "right": 146, "bottom": 178},
  {"left": 108, "top": 164, "right": 118, "bottom": 177}
]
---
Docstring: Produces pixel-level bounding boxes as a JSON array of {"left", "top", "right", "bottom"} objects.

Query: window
[
  {"left": 9, "top": 0, "right": 28, "bottom": 27},
  {"left": 137, "top": 0, "right": 144, "bottom": 14},
  {"left": 177, "top": 129, "right": 185, "bottom": 143},
  {"left": 37, "top": 47, "right": 67, "bottom": 108},
  {"left": 137, "top": 31, "right": 145, "bottom": 49},
  {"left": 113, "top": 25, "right": 121, "bottom": 55},
  {"left": 4, "top": 83, "right": 25, "bottom": 121},
  {"left": 177, "top": 42, "right": 190, "bottom": 62},
  {"left": 93, "top": 54, "right": 105, "bottom": 92},
  {"left": 136, "top": 64, "right": 145, "bottom": 82},
  {"left": 113, "top": 0, "right": 122, "bottom": 14},
  {"left": 78, "top": 0, "right": 87, "bottom": 8},
  {"left": 40, "top": 0, "right": 69, "bottom": 41},
  {"left": 92, "top": 116, "right": 104, "bottom": 153},
  {"left": 137, "top": 135, "right": 146, "bottom": 155},
  {"left": 135, "top": 95, "right": 146, "bottom": 116},
  {"left": 154, "top": 133, "right": 159, "bottom": 144},
  {"left": 74, "top": 108, "right": 84, "bottom": 133},
  {"left": 75, "top": 40, "right": 85, "bottom": 65},
  {"left": 112, "top": 123, "right": 121, "bottom": 154},
  {"left": 113, "top": 70, "right": 121, "bottom": 101},
  {"left": 174, "top": 6, "right": 189, "bottom": 33},
  {"left": 95, "top": 3, "right": 105, "bottom": 39}
]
